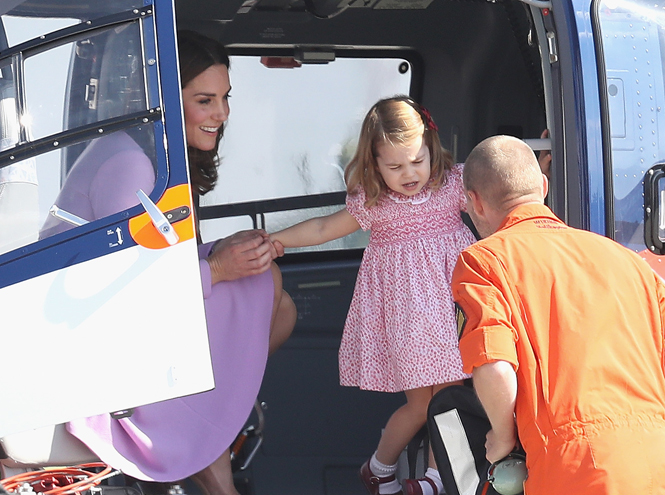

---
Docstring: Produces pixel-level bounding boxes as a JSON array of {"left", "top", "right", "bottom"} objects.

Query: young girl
[{"left": 270, "top": 96, "right": 476, "bottom": 495}]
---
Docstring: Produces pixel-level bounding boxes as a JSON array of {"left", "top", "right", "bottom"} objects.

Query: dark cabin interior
[{"left": 174, "top": 2, "right": 546, "bottom": 495}]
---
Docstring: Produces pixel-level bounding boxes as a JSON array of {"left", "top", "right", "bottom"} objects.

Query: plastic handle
[{"left": 49, "top": 205, "right": 89, "bottom": 227}]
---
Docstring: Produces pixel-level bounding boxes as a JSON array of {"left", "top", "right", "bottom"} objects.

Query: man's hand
[
  {"left": 485, "top": 428, "right": 517, "bottom": 463},
  {"left": 207, "top": 229, "right": 276, "bottom": 284},
  {"left": 538, "top": 129, "right": 551, "bottom": 179}
]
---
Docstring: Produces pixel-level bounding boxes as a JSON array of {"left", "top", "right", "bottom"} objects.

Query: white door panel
[{"left": 0, "top": 238, "right": 213, "bottom": 437}]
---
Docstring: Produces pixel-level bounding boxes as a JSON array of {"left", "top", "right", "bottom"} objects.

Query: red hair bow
[{"left": 420, "top": 107, "right": 438, "bottom": 133}]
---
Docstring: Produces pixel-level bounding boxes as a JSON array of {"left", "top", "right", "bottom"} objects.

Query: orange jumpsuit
[{"left": 452, "top": 204, "right": 665, "bottom": 495}]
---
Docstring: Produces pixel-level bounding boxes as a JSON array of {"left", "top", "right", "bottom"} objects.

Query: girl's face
[
  {"left": 182, "top": 64, "right": 231, "bottom": 151},
  {"left": 375, "top": 134, "right": 431, "bottom": 196}
]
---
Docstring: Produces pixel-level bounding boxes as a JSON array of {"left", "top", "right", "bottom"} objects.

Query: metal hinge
[
  {"left": 517, "top": 0, "right": 552, "bottom": 7},
  {"left": 547, "top": 31, "right": 558, "bottom": 64}
]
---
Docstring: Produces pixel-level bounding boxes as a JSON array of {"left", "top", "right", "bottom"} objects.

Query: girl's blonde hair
[{"left": 344, "top": 96, "right": 453, "bottom": 207}]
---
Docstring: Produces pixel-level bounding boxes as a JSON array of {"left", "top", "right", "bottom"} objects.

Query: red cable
[{"left": 1, "top": 463, "right": 115, "bottom": 495}]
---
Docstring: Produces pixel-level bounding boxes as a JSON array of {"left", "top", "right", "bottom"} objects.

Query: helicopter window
[
  {"left": 0, "top": 0, "right": 145, "bottom": 47},
  {"left": 199, "top": 54, "right": 412, "bottom": 252},
  {"left": 0, "top": 16, "right": 159, "bottom": 256},
  {"left": 1, "top": 15, "right": 77, "bottom": 48}
]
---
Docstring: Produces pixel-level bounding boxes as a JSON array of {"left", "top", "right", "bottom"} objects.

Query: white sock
[
  {"left": 419, "top": 468, "right": 444, "bottom": 495},
  {"left": 369, "top": 453, "right": 401, "bottom": 494},
  {"left": 369, "top": 452, "right": 397, "bottom": 477}
]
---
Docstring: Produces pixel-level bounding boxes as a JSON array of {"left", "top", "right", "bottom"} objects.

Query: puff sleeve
[{"left": 345, "top": 187, "right": 373, "bottom": 230}]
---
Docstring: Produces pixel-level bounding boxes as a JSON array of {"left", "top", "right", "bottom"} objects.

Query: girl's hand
[
  {"left": 269, "top": 234, "right": 286, "bottom": 257},
  {"left": 208, "top": 229, "right": 275, "bottom": 284}
]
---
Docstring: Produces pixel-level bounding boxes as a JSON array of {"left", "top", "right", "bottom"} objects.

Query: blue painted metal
[
  {"left": 0, "top": 220, "right": 139, "bottom": 290},
  {"left": 143, "top": 11, "right": 161, "bottom": 111},
  {"left": 152, "top": 0, "right": 190, "bottom": 191},
  {"left": 572, "top": 0, "right": 606, "bottom": 234}
]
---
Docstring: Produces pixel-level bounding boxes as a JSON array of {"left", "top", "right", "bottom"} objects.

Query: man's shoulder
[
  {"left": 459, "top": 216, "right": 577, "bottom": 266},
  {"left": 456, "top": 237, "right": 505, "bottom": 277},
  {"left": 462, "top": 219, "right": 644, "bottom": 268},
  {"left": 461, "top": 227, "right": 518, "bottom": 255}
]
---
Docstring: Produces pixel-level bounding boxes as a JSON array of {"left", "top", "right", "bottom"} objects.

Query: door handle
[
  {"left": 49, "top": 205, "right": 89, "bottom": 227},
  {"left": 136, "top": 189, "right": 179, "bottom": 246}
]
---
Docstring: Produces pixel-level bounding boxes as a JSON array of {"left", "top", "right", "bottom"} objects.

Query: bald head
[{"left": 464, "top": 135, "right": 546, "bottom": 211}]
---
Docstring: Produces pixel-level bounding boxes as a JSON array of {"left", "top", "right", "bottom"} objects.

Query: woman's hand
[{"left": 207, "top": 229, "right": 277, "bottom": 284}]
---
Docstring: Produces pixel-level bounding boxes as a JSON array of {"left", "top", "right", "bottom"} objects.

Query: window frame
[
  {"left": 198, "top": 46, "right": 423, "bottom": 252},
  {"left": 0, "top": 6, "right": 169, "bottom": 263}
]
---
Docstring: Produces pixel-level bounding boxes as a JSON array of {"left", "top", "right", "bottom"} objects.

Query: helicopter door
[{"left": 0, "top": 1, "right": 214, "bottom": 437}]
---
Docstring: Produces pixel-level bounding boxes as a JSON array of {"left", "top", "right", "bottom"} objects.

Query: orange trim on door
[{"left": 129, "top": 184, "right": 196, "bottom": 249}]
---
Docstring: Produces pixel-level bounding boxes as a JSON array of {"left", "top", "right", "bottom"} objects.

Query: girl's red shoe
[
  {"left": 402, "top": 476, "right": 440, "bottom": 495},
  {"left": 359, "top": 460, "right": 403, "bottom": 495}
]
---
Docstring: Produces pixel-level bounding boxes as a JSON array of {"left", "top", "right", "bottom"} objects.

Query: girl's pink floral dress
[{"left": 339, "top": 164, "right": 476, "bottom": 392}]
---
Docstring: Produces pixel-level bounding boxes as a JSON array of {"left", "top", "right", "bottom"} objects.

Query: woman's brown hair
[
  {"left": 177, "top": 30, "right": 230, "bottom": 195},
  {"left": 344, "top": 96, "right": 453, "bottom": 207}
]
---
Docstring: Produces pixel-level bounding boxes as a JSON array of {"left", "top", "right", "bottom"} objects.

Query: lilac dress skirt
[{"left": 67, "top": 243, "right": 273, "bottom": 482}]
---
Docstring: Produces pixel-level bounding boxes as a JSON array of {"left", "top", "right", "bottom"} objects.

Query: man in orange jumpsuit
[{"left": 452, "top": 135, "right": 665, "bottom": 494}]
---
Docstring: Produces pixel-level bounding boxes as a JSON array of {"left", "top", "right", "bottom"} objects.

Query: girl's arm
[{"left": 270, "top": 208, "right": 361, "bottom": 249}]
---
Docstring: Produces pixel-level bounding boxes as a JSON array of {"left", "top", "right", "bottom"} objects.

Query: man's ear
[
  {"left": 541, "top": 174, "right": 549, "bottom": 198},
  {"left": 468, "top": 190, "right": 485, "bottom": 216}
]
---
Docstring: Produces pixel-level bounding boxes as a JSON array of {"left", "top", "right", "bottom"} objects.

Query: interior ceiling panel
[
  {"left": 175, "top": 0, "right": 248, "bottom": 23},
  {"left": 176, "top": 1, "right": 515, "bottom": 53},
  {"left": 175, "top": 0, "right": 445, "bottom": 24}
]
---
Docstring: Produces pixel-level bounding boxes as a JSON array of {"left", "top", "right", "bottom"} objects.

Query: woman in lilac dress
[{"left": 44, "top": 31, "right": 296, "bottom": 495}]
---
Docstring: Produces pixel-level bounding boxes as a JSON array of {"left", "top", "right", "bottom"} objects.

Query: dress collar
[{"left": 385, "top": 185, "right": 432, "bottom": 205}]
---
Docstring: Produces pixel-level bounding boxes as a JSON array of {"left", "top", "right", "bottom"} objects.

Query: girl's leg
[
  {"left": 375, "top": 386, "right": 434, "bottom": 465},
  {"left": 268, "top": 262, "right": 297, "bottom": 355},
  {"left": 361, "top": 386, "right": 433, "bottom": 495},
  {"left": 404, "top": 381, "right": 464, "bottom": 495}
]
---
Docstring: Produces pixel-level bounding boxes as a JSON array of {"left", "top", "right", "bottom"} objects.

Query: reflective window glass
[
  {"left": 38, "top": 126, "right": 157, "bottom": 241},
  {"left": 23, "top": 43, "right": 73, "bottom": 141},
  {"left": 2, "top": 15, "right": 78, "bottom": 47},
  {"left": 1, "top": 1, "right": 144, "bottom": 47},
  {"left": 23, "top": 23, "right": 147, "bottom": 141},
  {"left": 0, "top": 58, "right": 19, "bottom": 152},
  {"left": 266, "top": 206, "right": 371, "bottom": 254},
  {"left": 659, "top": 175, "right": 665, "bottom": 245},
  {"left": 199, "top": 55, "right": 412, "bottom": 252},
  {"left": 0, "top": 125, "right": 157, "bottom": 255},
  {"left": 0, "top": 15, "right": 158, "bottom": 256}
]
